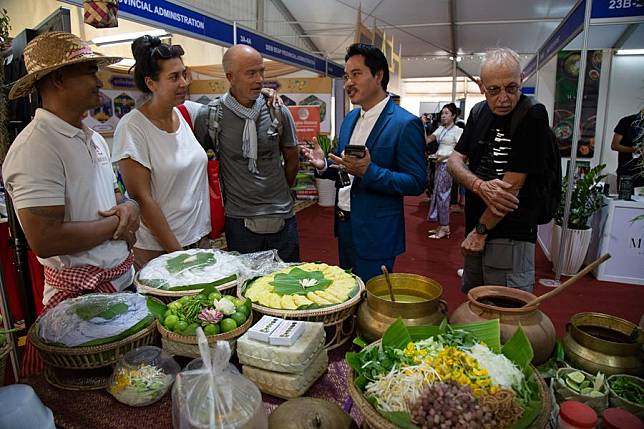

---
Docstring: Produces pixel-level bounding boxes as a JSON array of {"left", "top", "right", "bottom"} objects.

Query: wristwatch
[{"left": 475, "top": 223, "right": 489, "bottom": 235}]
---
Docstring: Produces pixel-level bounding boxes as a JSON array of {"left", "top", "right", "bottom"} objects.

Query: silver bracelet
[{"left": 121, "top": 196, "right": 140, "bottom": 209}]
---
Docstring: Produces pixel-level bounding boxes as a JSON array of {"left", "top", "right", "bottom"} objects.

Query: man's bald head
[
  {"left": 222, "top": 44, "right": 262, "bottom": 74},
  {"left": 224, "top": 44, "right": 265, "bottom": 107}
]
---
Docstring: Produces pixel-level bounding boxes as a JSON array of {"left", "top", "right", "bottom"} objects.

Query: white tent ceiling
[{"left": 276, "top": 0, "right": 638, "bottom": 79}]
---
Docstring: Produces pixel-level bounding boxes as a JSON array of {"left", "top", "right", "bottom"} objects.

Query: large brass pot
[
  {"left": 356, "top": 273, "right": 447, "bottom": 343},
  {"left": 563, "top": 312, "right": 643, "bottom": 376},
  {"left": 450, "top": 286, "right": 556, "bottom": 364}
]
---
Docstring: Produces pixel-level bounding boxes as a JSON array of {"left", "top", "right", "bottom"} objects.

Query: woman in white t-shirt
[
  {"left": 112, "top": 36, "right": 210, "bottom": 268},
  {"left": 427, "top": 103, "right": 463, "bottom": 239}
]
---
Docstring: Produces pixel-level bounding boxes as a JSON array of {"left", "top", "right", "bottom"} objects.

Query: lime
[
  {"left": 231, "top": 298, "right": 245, "bottom": 308},
  {"left": 221, "top": 295, "right": 236, "bottom": 303},
  {"left": 204, "top": 324, "right": 220, "bottom": 336},
  {"left": 230, "top": 312, "right": 247, "bottom": 326},
  {"left": 220, "top": 318, "right": 238, "bottom": 333},
  {"left": 167, "top": 301, "right": 182, "bottom": 311},
  {"left": 568, "top": 371, "right": 586, "bottom": 384},
  {"left": 175, "top": 320, "right": 188, "bottom": 333},
  {"left": 208, "top": 291, "right": 222, "bottom": 302},
  {"left": 179, "top": 296, "right": 191, "bottom": 304},
  {"left": 196, "top": 294, "right": 207, "bottom": 301},
  {"left": 164, "top": 314, "right": 179, "bottom": 331},
  {"left": 183, "top": 323, "right": 200, "bottom": 336},
  {"left": 237, "top": 306, "right": 250, "bottom": 317}
]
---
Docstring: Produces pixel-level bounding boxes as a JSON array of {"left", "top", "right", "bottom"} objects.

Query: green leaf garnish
[
  {"left": 165, "top": 252, "right": 215, "bottom": 274},
  {"left": 270, "top": 267, "right": 332, "bottom": 296},
  {"left": 75, "top": 298, "right": 129, "bottom": 321}
]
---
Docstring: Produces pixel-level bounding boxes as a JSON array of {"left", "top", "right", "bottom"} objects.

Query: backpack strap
[
  {"left": 509, "top": 96, "right": 536, "bottom": 137},
  {"left": 177, "top": 104, "right": 193, "bottom": 129},
  {"left": 206, "top": 97, "right": 224, "bottom": 156}
]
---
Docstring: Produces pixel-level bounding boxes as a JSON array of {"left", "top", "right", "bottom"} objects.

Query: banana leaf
[
  {"left": 270, "top": 267, "right": 332, "bottom": 296},
  {"left": 167, "top": 274, "right": 237, "bottom": 291},
  {"left": 165, "top": 252, "right": 215, "bottom": 274},
  {"left": 146, "top": 296, "right": 167, "bottom": 320},
  {"left": 75, "top": 299, "right": 129, "bottom": 321},
  {"left": 74, "top": 315, "right": 155, "bottom": 347}
]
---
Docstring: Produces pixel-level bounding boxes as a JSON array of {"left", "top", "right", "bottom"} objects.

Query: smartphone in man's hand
[{"left": 344, "top": 145, "right": 366, "bottom": 158}]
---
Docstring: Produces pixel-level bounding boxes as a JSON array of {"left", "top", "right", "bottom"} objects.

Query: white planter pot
[
  {"left": 550, "top": 224, "right": 593, "bottom": 276},
  {"left": 315, "top": 178, "right": 336, "bottom": 207}
]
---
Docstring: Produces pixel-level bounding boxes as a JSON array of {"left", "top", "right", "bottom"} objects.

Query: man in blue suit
[{"left": 301, "top": 43, "right": 426, "bottom": 282}]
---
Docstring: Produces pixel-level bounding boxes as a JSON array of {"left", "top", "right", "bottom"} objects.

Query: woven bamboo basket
[
  {"left": 0, "top": 342, "right": 9, "bottom": 386},
  {"left": 28, "top": 317, "right": 159, "bottom": 370},
  {"left": 240, "top": 277, "right": 365, "bottom": 350},
  {"left": 348, "top": 364, "right": 551, "bottom": 429},
  {"left": 157, "top": 315, "right": 252, "bottom": 358},
  {"left": 134, "top": 272, "right": 238, "bottom": 304}
]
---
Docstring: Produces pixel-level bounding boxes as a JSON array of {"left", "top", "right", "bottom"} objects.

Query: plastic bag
[
  {"left": 38, "top": 293, "right": 151, "bottom": 347},
  {"left": 233, "top": 250, "right": 288, "bottom": 289},
  {"left": 138, "top": 249, "right": 286, "bottom": 291},
  {"left": 172, "top": 329, "right": 267, "bottom": 429}
]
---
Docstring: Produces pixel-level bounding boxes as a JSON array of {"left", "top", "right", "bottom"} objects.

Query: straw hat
[{"left": 8, "top": 31, "right": 121, "bottom": 100}]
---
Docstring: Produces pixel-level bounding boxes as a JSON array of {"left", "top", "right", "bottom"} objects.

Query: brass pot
[
  {"left": 563, "top": 312, "right": 643, "bottom": 376},
  {"left": 356, "top": 273, "right": 447, "bottom": 343},
  {"left": 450, "top": 286, "right": 556, "bottom": 365}
]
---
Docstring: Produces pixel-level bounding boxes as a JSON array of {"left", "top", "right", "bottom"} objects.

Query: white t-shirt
[
  {"left": 112, "top": 102, "right": 210, "bottom": 251},
  {"left": 337, "top": 96, "right": 390, "bottom": 212},
  {"left": 433, "top": 125, "right": 463, "bottom": 161},
  {"left": 2, "top": 109, "right": 133, "bottom": 304}
]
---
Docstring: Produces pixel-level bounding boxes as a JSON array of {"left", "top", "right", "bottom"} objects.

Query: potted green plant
[
  {"left": 550, "top": 164, "right": 607, "bottom": 275},
  {"left": 314, "top": 134, "right": 337, "bottom": 207}
]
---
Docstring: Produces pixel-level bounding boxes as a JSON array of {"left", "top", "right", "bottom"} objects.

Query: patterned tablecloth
[{"left": 23, "top": 342, "right": 364, "bottom": 429}]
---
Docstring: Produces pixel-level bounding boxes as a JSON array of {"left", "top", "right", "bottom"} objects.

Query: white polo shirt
[
  {"left": 2, "top": 109, "right": 133, "bottom": 304},
  {"left": 337, "top": 96, "right": 390, "bottom": 211}
]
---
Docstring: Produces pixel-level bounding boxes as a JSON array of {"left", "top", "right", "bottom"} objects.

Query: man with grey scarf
[{"left": 193, "top": 44, "right": 301, "bottom": 262}]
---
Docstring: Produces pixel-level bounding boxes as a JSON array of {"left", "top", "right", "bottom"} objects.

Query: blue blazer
[{"left": 320, "top": 98, "right": 427, "bottom": 259}]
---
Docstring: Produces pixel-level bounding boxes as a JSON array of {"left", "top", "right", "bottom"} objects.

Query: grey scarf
[{"left": 222, "top": 92, "right": 264, "bottom": 174}]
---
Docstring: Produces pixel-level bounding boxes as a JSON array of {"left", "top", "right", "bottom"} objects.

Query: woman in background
[{"left": 427, "top": 103, "right": 463, "bottom": 239}]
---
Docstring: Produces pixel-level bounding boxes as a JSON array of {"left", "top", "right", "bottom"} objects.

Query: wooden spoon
[
  {"left": 381, "top": 265, "right": 396, "bottom": 302},
  {"left": 523, "top": 253, "right": 611, "bottom": 308}
]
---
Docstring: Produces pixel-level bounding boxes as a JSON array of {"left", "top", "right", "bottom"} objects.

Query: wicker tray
[
  {"left": 157, "top": 315, "right": 252, "bottom": 357},
  {"left": 349, "top": 364, "right": 551, "bottom": 429},
  {"left": 134, "top": 272, "right": 238, "bottom": 304},
  {"left": 240, "top": 277, "right": 365, "bottom": 351},
  {"left": 28, "top": 318, "right": 159, "bottom": 370},
  {"left": 44, "top": 365, "right": 114, "bottom": 391}
]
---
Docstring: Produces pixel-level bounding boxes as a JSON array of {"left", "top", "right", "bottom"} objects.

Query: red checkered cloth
[{"left": 21, "top": 252, "right": 134, "bottom": 377}]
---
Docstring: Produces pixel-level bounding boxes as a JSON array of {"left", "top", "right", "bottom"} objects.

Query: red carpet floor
[{"left": 296, "top": 195, "right": 644, "bottom": 336}]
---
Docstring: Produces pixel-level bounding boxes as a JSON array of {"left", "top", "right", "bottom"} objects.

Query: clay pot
[
  {"left": 356, "top": 273, "right": 447, "bottom": 343},
  {"left": 563, "top": 312, "right": 643, "bottom": 376},
  {"left": 450, "top": 286, "right": 556, "bottom": 364}
]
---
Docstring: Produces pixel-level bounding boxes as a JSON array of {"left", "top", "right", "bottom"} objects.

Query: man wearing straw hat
[{"left": 2, "top": 32, "right": 140, "bottom": 316}]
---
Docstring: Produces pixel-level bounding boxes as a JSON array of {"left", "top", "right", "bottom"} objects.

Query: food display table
[{"left": 23, "top": 342, "right": 363, "bottom": 429}]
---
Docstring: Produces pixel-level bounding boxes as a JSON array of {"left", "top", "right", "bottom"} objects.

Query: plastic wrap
[
  {"left": 38, "top": 293, "right": 151, "bottom": 347},
  {"left": 172, "top": 329, "right": 267, "bottom": 429},
  {"left": 233, "top": 250, "right": 288, "bottom": 289},
  {"left": 138, "top": 249, "right": 286, "bottom": 291}
]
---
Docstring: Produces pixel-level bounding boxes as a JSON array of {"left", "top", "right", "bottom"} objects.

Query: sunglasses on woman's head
[{"left": 151, "top": 44, "right": 185, "bottom": 59}]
